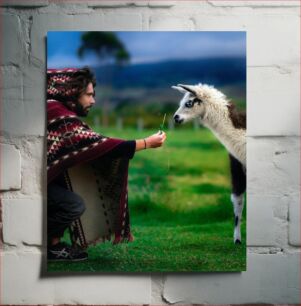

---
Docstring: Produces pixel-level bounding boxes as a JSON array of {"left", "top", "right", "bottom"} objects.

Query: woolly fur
[{"left": 174, "top": 84, "right": 246, "bottom": 167}]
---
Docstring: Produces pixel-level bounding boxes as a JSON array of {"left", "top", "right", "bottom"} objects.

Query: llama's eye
[
  {"left": 185, "top": 101, "right": 194, "bottom": 108},
  {"left": 193, "top": 98, "right": 202, "bottom": 104}
]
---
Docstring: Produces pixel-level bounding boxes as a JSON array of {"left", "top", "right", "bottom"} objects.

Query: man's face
[{"left": 77, "top": 82, "right": 95, "bottom": 117}]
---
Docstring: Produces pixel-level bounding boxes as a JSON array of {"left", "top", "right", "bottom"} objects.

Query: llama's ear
[
  {"left": 171, "top": 85, "right": 187, "bottom": 94},
  {"left": 177, "top": 84, "right": 197, "bottom": 96}
]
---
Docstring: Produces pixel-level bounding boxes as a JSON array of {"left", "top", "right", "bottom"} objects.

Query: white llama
[{"left": 172, "top": 84, "right": 246, "bottom": 244}]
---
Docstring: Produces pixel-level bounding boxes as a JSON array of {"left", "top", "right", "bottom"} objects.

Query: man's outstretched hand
[
  {"left": 145, "top": 131, "right": 167, "bottom": 148},
  {"left": 135, "top": 131, "right": 167, "bottom": 151}
]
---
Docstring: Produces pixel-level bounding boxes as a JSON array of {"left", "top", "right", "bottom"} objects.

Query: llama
[{"left": 172, "top": 83, "right": 246, "bottom": 244}]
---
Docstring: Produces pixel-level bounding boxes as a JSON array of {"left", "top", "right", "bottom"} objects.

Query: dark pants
[{"left": 47, "top": 183, "right": 86, "bottom": 242}]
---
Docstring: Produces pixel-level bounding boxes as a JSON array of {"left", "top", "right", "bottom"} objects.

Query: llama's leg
[
  {"left": 231, "top": 193, "right": 244, "bottom": 244},
  {"left": 229, "top": 154, "right": 246, "bottom": 244}
]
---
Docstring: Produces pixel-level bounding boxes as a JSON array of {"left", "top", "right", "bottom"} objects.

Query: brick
[
  {"left": 247, "top": 13, "right": 299, "bottom": 67},
  {"left": 0, "top": 0, "right": 49, "bottom": 6},
  {"left": 248, "top": 66, "right": 300, "bottom": 136},
  {"left": 87, "top": 1, "right": 149, "bottom": 7},
  {"left": 1, "top": 13, "right": 24, "bottom": 66},
  {"left": 247, "top": 195, "right": 277, "bottom": 246},
  {"left": 85, "top": 0, "right": 175, "bottom": 7},
  {"left": 207, "top": 0, "right": 300, "bottom": 7},
  {"left": 193, "top": 13, "right": 248, "bottom": 31},
  {"left": 0, "top": 66, "right": 22, "bottom": 102},
  {"left": 193, "top": 9, "right": 299, "bottom": 67},
  {"left": 22, "top": 65, "right": 47, "bottom": 136},
  {"left": 20, "top": 137, "right": 45, "bottom": 196},
  {"left": 2, "top": 251, "right": 151, "bottom": 304},
  {"left": 1, "top": 65, "right": 22, "bottom": 135},
  {"left": 2, "top": 251, "right": 54, "bottom": 304},
  {"left": 1, "top": 65, "right": 46, "bottom": 137},
  {"left": 39, "top": 2, "right": 93, "bottom": 14},
  {"left": 2, "top": 198, "right": 43, "bottom": 246},
  {"left": 149, "top": 15, "right": 194, "bottom": 30},
  {"left": 163, "top": 253, "right": 300, "bottom": 304},
  {"left": 247, "top": 137, "right": 299, "bottom": 197},
  {"left": 102, "top": 13, "right": 143, "bottom": 30},
  {"left": 288, "top": 194, "right": 300, "bottom": 246},
  {"left": 148, "top": 1, "right": 176, "bottom": 7},
  {"left": 0, "top": 143, "right": 21, "bottom": 191}
]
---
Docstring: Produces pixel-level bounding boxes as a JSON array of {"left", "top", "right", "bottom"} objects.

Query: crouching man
[{"left": 47, "top": 67, "right": 166, "bottom": 261}]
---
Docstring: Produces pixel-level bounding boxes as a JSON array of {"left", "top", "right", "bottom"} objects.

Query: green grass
[{"left": 48, "top": 127, "right": 246, "bottom": 272}]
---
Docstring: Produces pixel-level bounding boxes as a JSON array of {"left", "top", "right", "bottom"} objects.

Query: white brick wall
[
  {"left": 207, "top": 0, "right": 300, "bottom": 7},
  {"left": 248, "top": 66, "right": 300, "bottom": 136},
  {"left": 2, "top": 251, "right": 151, "bottom": 304},
  {"left": 0, "top": 144, "right": 21, "bottom": 191},
  {"left": 149, "top": 15, "right": 195, "bottom": 30},
  {"left": 289, "top": 193, "right": 300, "bottom": 246},
  {"left": 0, "top": 0, "right": 300, "bottom": 304},
  {"left": 163, "top": 253, "right": 300, "bottom": 304},
  {"left": 1, "top": 13, "right": 24, "bottom": 66},
  {"left": 0, "top": 0, "right": 49, "bottom": 6},
  {"left": 2, "top": 198, "right": 43, "bottom": 246}
]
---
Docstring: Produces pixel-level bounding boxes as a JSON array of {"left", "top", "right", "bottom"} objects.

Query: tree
[{"left": 78, "top": 32, "right": 130, "bottom": 126}]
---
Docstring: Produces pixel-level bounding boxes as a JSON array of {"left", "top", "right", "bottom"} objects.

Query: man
[{"left": 47, "top": 67, "right": 166, "bottom": 261}]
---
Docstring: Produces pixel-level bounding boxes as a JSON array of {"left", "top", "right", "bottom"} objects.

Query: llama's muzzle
[{"left": 174, "top": 114, "right": 183, "bottom": 124}]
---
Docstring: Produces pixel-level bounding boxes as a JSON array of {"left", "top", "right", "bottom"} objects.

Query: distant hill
[{"left": 93, "top": 56, "right": 246, "bottom": 89}]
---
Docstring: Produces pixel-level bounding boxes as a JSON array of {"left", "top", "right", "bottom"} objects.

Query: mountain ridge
[{"left": 93, "top": 56, "right": 246, "bottom": 89}]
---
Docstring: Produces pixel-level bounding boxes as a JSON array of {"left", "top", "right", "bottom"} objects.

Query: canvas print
[{"left": 47, "top": 31, "right": 246, "bottom": 272}]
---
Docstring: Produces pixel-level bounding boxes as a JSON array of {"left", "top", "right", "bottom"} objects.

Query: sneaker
[{"left": 47, "top": 242, "right": 88, "bottom": 262}]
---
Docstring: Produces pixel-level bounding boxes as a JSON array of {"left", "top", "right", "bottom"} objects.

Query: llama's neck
[{"left": 201, "top": 102, "right": 246, "bottom": 166}]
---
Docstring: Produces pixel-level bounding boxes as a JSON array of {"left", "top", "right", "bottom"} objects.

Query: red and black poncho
[{"left": 47, "top": 68, "right": 134, "bottom": 245}]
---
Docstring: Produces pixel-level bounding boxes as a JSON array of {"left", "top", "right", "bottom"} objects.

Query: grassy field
[{"left": 48, "top": 127, "right": 246, "bottom": 272}]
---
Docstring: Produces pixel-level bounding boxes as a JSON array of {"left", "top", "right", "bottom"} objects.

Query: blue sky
[{"left": 47, "top": 31, "right": 246, "bottom": 68}]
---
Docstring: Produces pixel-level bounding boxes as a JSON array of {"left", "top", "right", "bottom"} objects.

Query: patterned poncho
[{"left": 47, "top": 100, "right": 132, "bottom": 246}]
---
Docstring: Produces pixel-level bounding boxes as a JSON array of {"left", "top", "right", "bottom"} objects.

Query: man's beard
[{"left": 75, "top": 103, "right": 91, "bottom": 117}]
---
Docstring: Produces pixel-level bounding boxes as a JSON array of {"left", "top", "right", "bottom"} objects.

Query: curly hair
[{"left": 47, "top": 67, "right": 96, "bottom": 103}]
